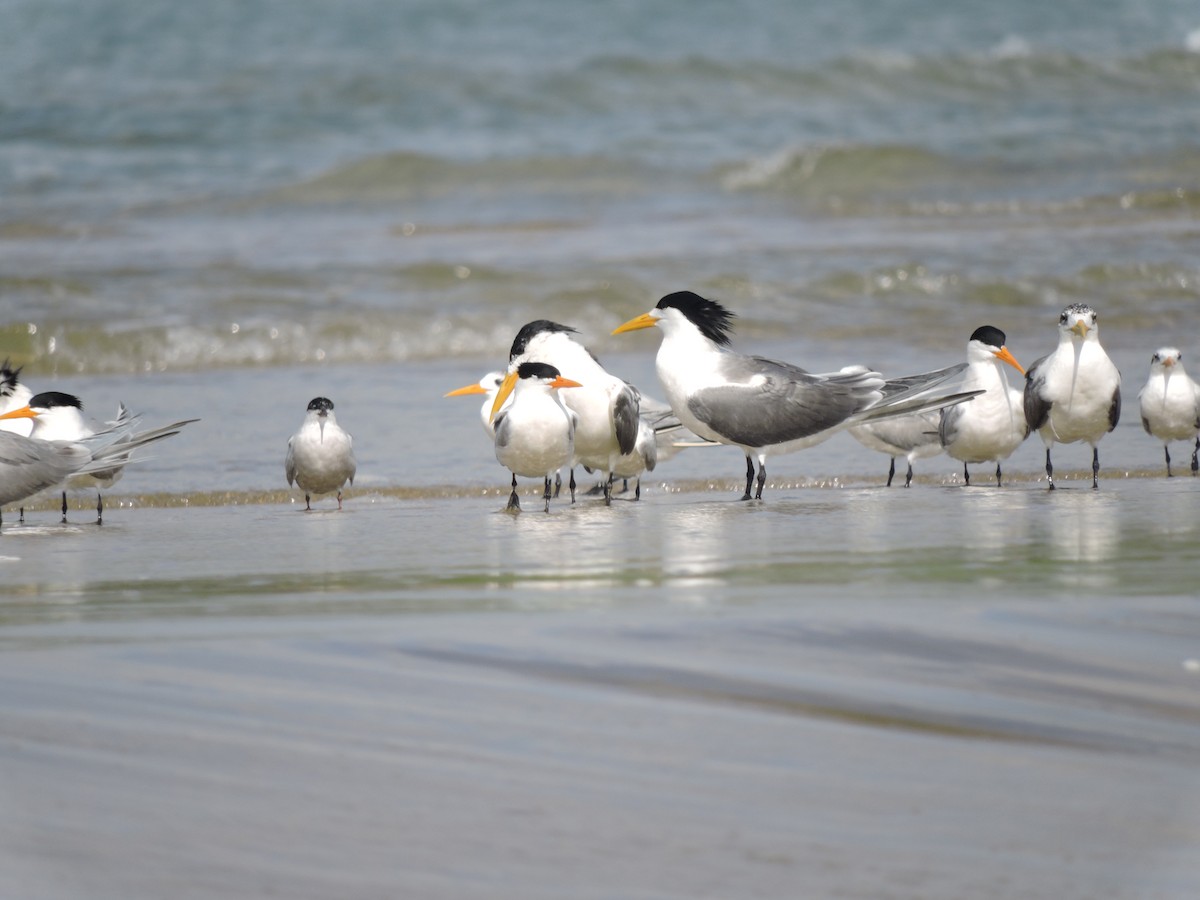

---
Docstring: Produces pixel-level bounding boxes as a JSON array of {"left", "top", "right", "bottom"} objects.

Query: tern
[
  {"left": 445, "top": 371, "right": 507, "bottom": 439},
  {"left": 0, "top": 359, "right": 34, "bottom": 437},
  {"left": 494, "top": 320, "right": 643, "bottom": 505},
  {"left": 848, "top": 411, "right": 942, "bottom": 487},
  {"left": 938, "top": 325, "right": 1029, "bottom": 487},
  {"left": 613, "top": 291, "right": 977, "bottom": 500},
  {"left": 0, "top": 404, "right": 195, "bottom": 529},
  {"left": 1023, "top": 303, "right": 1121, "bottom": 490},
  {"left": 1, "top": 391, "right": 198, "bottom": 523},
  {"left": 493, "top": 361, "right": 580, "bottom": 513},
  {"left": 1137, "top": 347, "right": 1200, "bottom": 477},
  {"left": 285, "top": 397, "right": 357, "bottom": 510}
]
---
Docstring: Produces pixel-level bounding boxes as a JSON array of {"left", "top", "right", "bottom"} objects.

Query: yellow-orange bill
[
  {"left": 995, "top": 346, "right": 1025, "bottom": 375},
  {"left": 444, "top": 383, "right": 488, "bottom": 397},
  {"left": 0, "top": 405, "right": 36, "bottom": 421},
  {"left": 611, "top": 312, "right": 657, "bottom": 335},
  {"left": 489, "top": 371, "right": 519, "bottom": 421}
]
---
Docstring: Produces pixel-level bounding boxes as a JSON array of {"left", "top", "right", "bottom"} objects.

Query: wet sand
[{"left": 2, "top": 470, "right": 1199, "bottom": 899}]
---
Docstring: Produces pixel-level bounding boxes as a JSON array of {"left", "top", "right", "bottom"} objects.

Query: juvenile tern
[
  {"left": 285, "top": 397, "right": 356, "bottom": 510},
  {"left": 848, "top": 411, "right": 942, "bottom": 487},
  {"left": 1023, "top": 303, "right": 1121, "bottom": 489},
  {"left": 613, "top": 291, "right": 976, "bottom": 500},
  {"left": 2, "top": 391, "right": 198, "bottom": 523},
  {"left": 495, "top": 320, "right": 643, "bottom": 505},
  {"left": 938, "top": 325, "right": 1029, "bottom": 486},
  {"left": 0, "top": 407, "right": 194, "bottom": 529},
  {"left": 493, "top": 361, "right": 580, "bottom": 513},
  {"left": 1137, "top": 347, "right": 1200, "bottom": 477}
]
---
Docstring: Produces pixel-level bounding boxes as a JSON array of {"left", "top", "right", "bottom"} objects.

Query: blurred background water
[{"left": 2, "top": 0, "right": 1198, "bottom": 383}]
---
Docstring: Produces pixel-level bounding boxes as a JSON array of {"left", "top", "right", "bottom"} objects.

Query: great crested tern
[
  {"left": 938, "top": 325, "right": 1029, "bottom": 487},
  {"left": 493, "top": 361, "right": 580, "bottom": 513},
  {"left": 285, "top": 397, "right": 357, "bottom": 510},
  {"left": 494, "top": 320, "right": 644, "bottom": 505},
  {"left": 848, "top": 411, "right": 942, "bottom": 487},
  {"left": 613, "top": 291, "right": 977, "bottom": 500},
  {"left": 1137, "top": 347, "right": 1200, "bottom": 477},
  {"left": 445, "top": 371, "right": 506, "bottom": 439},
  {"left": 1, "top": 390, "right": 197, "bottom": 523},
  {"left": 1023, "top": 303, "right": 1122, "bottom": 490},
  {"left": 0, "top": 406, "right": 194, "bottom": 529}
]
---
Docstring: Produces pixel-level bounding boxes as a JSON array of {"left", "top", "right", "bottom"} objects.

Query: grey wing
[
  {"left": 613, "top": 384, "right": 640, "bottom": 456},
  {"left": 285, "top": 435, "right": 297, "bottom": 486},
  {"left": 493, "top": 412, "right": 511, "bottom": 450},
  {"left": 938, "top": 402, "right": 963, "bottom": 448},
  {"left": 688, "top": 357, "right": 862, "bottom": 447},
  {"left": 1022, "top": 355, "right": 1052, "bottom": 432},
  {"left": 346, "top": 433, "right": 357, "bottom": 485},
  {"left": 0, "top": 434, "right": 89, "bottom": 506},
  {"left": 1107, "top": 383, "right": 1121, "bottom": 431}
]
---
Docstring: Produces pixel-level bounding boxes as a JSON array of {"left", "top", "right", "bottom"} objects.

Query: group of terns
[
  {"left": 443, "top": 293, "right": 1199, "bottom": 512},
  {"left": 0, "top": 361, "right": 198, "bottom": 529},
  {"left": 3, "top": 294, "right": 1194, "bottom": 524}
]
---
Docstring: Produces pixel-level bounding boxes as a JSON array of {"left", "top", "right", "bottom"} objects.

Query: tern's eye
[{"left": 1058, "top": 312, "right": 1068, "bottom": 324}]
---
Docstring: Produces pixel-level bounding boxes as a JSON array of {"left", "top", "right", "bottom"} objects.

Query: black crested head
[
  {"left": 0, "top": 358, "right": 23, "bottom": 398},
  {"left": 968, "top": 325, "right": 1007, "bottom": 348},
  {"left": 509, "top": 320, "right": 578, "bottom": 360},
  {"left": 656, "top": 291, "right": 736, "bottom": 346},
  {"left": 29, "top": 391, "right": 82, "bottom": 411},
  {"left": 516, "top": 361, "right": 562, "bottom": 381},
  {"left": 307, "top": 397, "right": 334, "bottom": 415}
]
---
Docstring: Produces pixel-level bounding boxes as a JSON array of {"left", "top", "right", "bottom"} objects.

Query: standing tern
[
  {"left": 492, "top": 361, "right": 580, "bottom": 513},
  {"left": 285, "top": 397, "right": 357, "bottom": 510},
  {"left": 1, "top": 391, "right": 198, "bottom": 523},
  {"left": 848, "top": 411, "right": 942, "bottom": 487},
  {"left": 1137, "top": 347, "right": 1200, "bottom": 477},
  {"left": 0, "top": 407, "right": 195, "bottom": 529},
  {"left": 495, "top": 320, "right": 643, "bottom": 505},
  {"left": 938, "top": 325, "right": 1029, "bottom": 487},
  {"left": 613, "top": 291, "right": 977, "bottom": 500},
  {"left": 1023, "top": 303, "right": 1121, "bottom": 490}
]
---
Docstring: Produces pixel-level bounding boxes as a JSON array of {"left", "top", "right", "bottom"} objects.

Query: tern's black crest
[
  {"left": 656, "top": 291, "right": 736, "bottom": 346},
  {"left": 516, "top": 361, "right": 562, "bottom": 381},
  {"left": 1059, "top": 302, "right": 1095, "bottom": 324},
  {"left": 29, "top": 391, "right": 82, "bottom": 411},
  {"left": 968, "top": 325, "right": 1007, "bottom": 348},
  {"left": 307, "top": 397, "right": 334, "bottom": 414},
  {"left": 0, "top": 358, "right": 23, "bottom": 398},
  {"left": 509, "top": 320, "right": 578, "bottom": 360}
]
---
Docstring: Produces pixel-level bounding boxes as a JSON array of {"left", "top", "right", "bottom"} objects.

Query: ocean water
[{"left": 3, "top": 2, "right": 1200, "bottom": 898}]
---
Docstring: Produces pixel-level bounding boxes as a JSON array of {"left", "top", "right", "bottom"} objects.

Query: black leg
[
  {"left": 995, "top": 462, "right": 1003, "bottom": 487},
  {"left": 741, "top": 456, "right": 754, "bottom": 501},
  {"left": 1045, "top": 448, "right": 1055, "bottom": 490},
  {"left": 1192, "top": 437, "right": 1199, "bottom": 476},
  {"left": 603, "top": 473, "right": 613, "bottom": 507},
  {"left": 963, "top": 462, "right": 970, "bottom": 486},
  {"left": 1092, "top": 446, "right": 1100, "bottom": 489},
  {"left": 634, "top": 478, "right": 641, "bottom": 501},
  {"left": 61, "top": 490, "right": 68, "bottom": 523},
  {"left": 754, "top": 461, "right": 766, "bottom": 500},
  {"left": 507, "top": 473, "right": 521, "bottom": 511},
  {"left": 553, "top": 471, "right": 561, "bottom": 498},
  {"left": 336, "top": 490, "right": 343, "bottom": 510},
  {"left": 97, "top": 492, "right": 104, "bottom": 525},
  {"left": 569, "top": 468, "right": 576, "bottom": 503},
  {"left": 305, "top": 492, "right": 312, "bottom": 510},
  {"left": 886, "top": 457, "right": 895, "bottom": 487},
  {"left": 1165, "top": 445, "right": 1173, "bottom": 478},
  {"left": 904, "top": 461, "right": 913, "bottom": 488},
  {"left": 18, "top": 507, "right": 24, "bottom": 523},
  {"left": 543, "top": 476, "right": 552, "bottom": 513}
]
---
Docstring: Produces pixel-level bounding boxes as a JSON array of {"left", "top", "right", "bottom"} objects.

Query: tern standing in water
[
  {"left": 939, "top": 325, "right": 1029, "bottom": 487},
  {"left": 492, "top": 361, "right": 580, "bottom": 513},
  {"left": 285, "top": 397, "right": 357, "bottom": 510},
  {"left": 849, "top": 411, "right": 942, "bottom": 487},
  {"left": 1, "top": 391, "right": 197, "bottom": 523},
  {"left": 498, "top": 320, "right": 644, "bottom": 505},
  {"left": 1023, "top": 304, "right": 1121, "bottom": 490},
  {"left": 1137, "top": 347, "right": 1200, "bottom": 477},
  {"left": 613, "top": 291, "right": 976, "bottom": 501}
]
